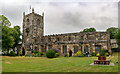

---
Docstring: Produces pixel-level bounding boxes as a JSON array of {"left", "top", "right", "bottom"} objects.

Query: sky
[{"left": 0, "top": 0, "right": 119, "bottom": 35}]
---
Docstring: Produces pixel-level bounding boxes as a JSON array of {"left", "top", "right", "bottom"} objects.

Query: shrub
[
  {"left": 33, "top": 51, "right": 38, "bottom": 54},
  {"left": 96, "top": 53, "right": 100, "bottom": 57},
  {"left": 42, "top": 54, "right": 46, "bottom": 57},
  {"left": 100, "top": 49, "right": 105, "bottom": 56},
  {"left": 9, "top": 51, "right": 15, "bottom": 56},
  {"left": 75, "top": 51, "right": 83, "bottom": 57},
  {"left": 105, "top": 50, "right": 109, "bottom": 53},
  {"left": 18, "top": 51, "right": 22, "bottom": 56},
  {"left": 51, "top": 48, "right": 58, "bottom": 53},
  {"left": 32, "top": 53, "right": 35, "bottom": 57},
  {"left": 55, "top": 53, "right": 59, "bottom": 57},
  {"left": 64, "top": 54, "right": 68, "bottom": 57},
  {"left": 91, "top": 52, "right": 97, "bottom": 56},
  {"left": 46, "top": 50, "right": 56, "bottom": 58},
  {"left": 105, "top": 52, "right": 109, "bottom": 56},
  {"left": 39, "top": 52, "right": 43, "bottom": 56}
]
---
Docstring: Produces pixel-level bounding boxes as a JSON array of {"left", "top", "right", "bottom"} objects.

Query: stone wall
[
  {"left": 22, "top": 9, "right": 111, "bottom": 56},
  {"left": 39, "top": 32, "right": 111, "bottom": 56}
]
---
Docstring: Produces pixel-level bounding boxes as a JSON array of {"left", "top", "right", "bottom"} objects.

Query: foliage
[
  {"left": 18, "top": 51, "right": 22, "bottom": 56},
  {"left": 32, "top": 53, "right": 35, "bottom": 57},
  {"left": 106, "top": 27, "right": 118, "bottom": 39},
  {"left": 55, "top": 53, "right": 59, "bottom": 57},
  {"left": 42, "top": 54, "right": 46, "bottom": 57},
  {"left": 96, "top": 53, "right": 100, "bottom": 57},
  {"left": 100, "top": 49, "right": 105, "bottom": 56},
  {"left": 83, "top": 53, "right": 86, "bottom": 57},
  {"left": 1, "top": 15, "right": 21, "bottom": 54},
  {"left": 115, "top": 28, "right": 120, "bottom": 45},
  {"left": 105, "top": 52, "right": 109, "bottom": 56},
  {"left": 2, "top": 26, "right": 15, "bottom": 54},
  {"left": 46, "top": 50, "right": 56, "bottom": 58},
  {"left": 9, "top": 51, "right": 15, "bottom": 56},
  {"left": 81, "top": 27, "right": 96, "bottom": 32},
  {"left": 12, "top": 26, "right": 21, "bottom": 48},
  {"left": 91, "top": 52, "right": 97, "bottom": 56},
  {"left": 39, "top": 52, "right": 43, "bottom": 56},
  {"left": 51, "top": 48, "right": 58, "bottom": 53},
  {"left": 75, "top": 51, "right": 83, "bottom": 57},
  {"left": 0, "top": 15, "right": 11, "bottom": 26},
  {"left": 33, "top": 51, "right": 38, "bottom": 54},
  {"left": 64, "top": 54, "right": 68, "bottom": 57}
]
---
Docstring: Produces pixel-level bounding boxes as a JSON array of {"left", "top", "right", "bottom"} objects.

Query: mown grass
[{"left": 2, "top": 52, "right": 118, "bottom": 72}]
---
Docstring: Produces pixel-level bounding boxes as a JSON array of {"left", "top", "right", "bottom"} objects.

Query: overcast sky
[{"left": 0, "top": 0, "right": 119, "bottom": 35}]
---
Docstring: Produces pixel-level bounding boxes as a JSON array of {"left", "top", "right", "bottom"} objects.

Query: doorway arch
[
  {"left": 69, "top": 50, "right": 72, "bottom": 57},
  {"left": 22, "top": 48, "right": 25, "bottom": 55}
]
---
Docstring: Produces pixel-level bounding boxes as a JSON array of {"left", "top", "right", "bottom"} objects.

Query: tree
[
  {"left": 12, "top": 26, "right": 21, "bottom": 49},
  {"left": 115, "top": 28, "right": 120, "bottom": 45},
  {"left": 106, "top": 27, "right": 118, "bottom": 39},
  {"left": 2, "top": 26, "right": 15, "bottom": 54},
  {"left": 0, "top": 15, "right": 11, "bottom": 27},
  {"left": 81, "top": 27, "right": 96, "bottom": 32},
  {"left": 1, "top": 15, "right": 21, "bottom": 54}
]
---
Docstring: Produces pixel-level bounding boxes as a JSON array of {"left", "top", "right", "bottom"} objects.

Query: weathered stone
[{"left": 21, "top": 9, "right": 112, "bottom": 56}]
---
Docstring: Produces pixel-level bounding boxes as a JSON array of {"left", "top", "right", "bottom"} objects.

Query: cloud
[{"left": 0, "top": 1, "right": 118, "bottom": 35}]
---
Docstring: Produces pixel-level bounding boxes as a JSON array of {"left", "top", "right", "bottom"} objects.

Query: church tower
[{"left": 22, "top": 8, "right": 44, "bottom": 55}]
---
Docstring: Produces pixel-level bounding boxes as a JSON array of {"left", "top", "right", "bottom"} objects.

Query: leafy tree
[
  {"left": 0, "top": 15, "right": 11, "bottom": 53},
  {"left": 81, "top": 27, "right": 96, "bottom": 32},
  {"left": 12, "top": 26, "right": 21, "bottom": 49},
  {"left": 0, "top": 15, "right": 11, "bottom": 27},
  {"left": 2, "top": 26, "right": 15, "bottom": 54},
  {"left": 1, "top": 15, "right": 21, "bottom": 54},
  {"left": 115, "top": 28, "right": 120, "bottom": 45},
  {"left": 106, "top": 27, "right": 118, "bottom": 39}
]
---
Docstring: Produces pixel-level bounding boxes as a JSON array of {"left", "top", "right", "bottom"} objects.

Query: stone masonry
[{"left": 21, "top": 9, "right": 111, "bottom": 56}]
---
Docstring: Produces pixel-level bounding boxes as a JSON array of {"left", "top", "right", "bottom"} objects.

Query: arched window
[
  {"left": 68, "top": 36, "right": 71, "bottom": 41},
  {"left": 27, "top": 19, "right": 29, "bottom": 25},
  {"left": 74, "top": 46, "right": 78, "bottom": 53},
  {"left": 57, "top": 37, "right": 60, "bottom": 41}
]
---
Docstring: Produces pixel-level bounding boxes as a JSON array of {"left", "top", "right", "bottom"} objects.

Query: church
[{"left": 19, "top": 8, "right": 111, "bottom": 56}]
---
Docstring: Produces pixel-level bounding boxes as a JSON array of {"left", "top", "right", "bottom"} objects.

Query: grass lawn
[{"left": 2, "top": 52, "right": 118, "bottom": 72}]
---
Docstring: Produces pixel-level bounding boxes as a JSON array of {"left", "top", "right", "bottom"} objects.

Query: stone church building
[{"left": 20, "top": 8, "right": 111, "bottom": 56}]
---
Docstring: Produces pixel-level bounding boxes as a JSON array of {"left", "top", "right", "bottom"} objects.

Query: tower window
[
  {"left": 48, "top": 38, "right": 51, "bottom": 42},
  {"left": 57, "top": 37, "right": 60, "bottom": 41},
  {"left": 68, "top": 37, "right": 71, "bottom": 41}
]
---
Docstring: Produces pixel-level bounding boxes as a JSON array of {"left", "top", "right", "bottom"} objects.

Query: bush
[
  {"left": 39, "top": 52, "right": 43, "bottom": 56},
  {"left": 100, "top": 49, "right": 105, "bottom": 56},
  {"left": 105, "top": 52, "right": 109, "bottom": 56},
  {"left": 32, "top": 53, "right": 35, "bottom": 57},
  {"left": 46, "top": 50, "right": 56, "bottom": 58},
  {"left": 42, "top": 54, "right": 46, "bottom": 57},
  {"left": 91, "top": 52, "right": 97, "bottom": 56},
  {"left": 33, "top": 51, "right": 38, "bottom": 54},
  {"left": 55, "top": 53, "right": 59, "bottom": 57},
  {"left": 96, "top": 53, "right": 100, "bottom": 57},
  {"left": 64, "top": 54, "right": 68, "bottom": 57},
  {"left": 105, "top": 50, "right": 109, "bottom": 53},
  {"left": 83, "top": 53, "right": 86, "bottom": 57},
  {"left": 9, "top": 51, "right": 15, "bottom": 56},
  {"left": 75, "top": 51, "right": 83, "bottom": 57},
  {"left": 18, "top": 51, "right": 22, "bottom": 56},
  {"left": 51, "top": 48, "right": 58, "bottom": 53}
]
